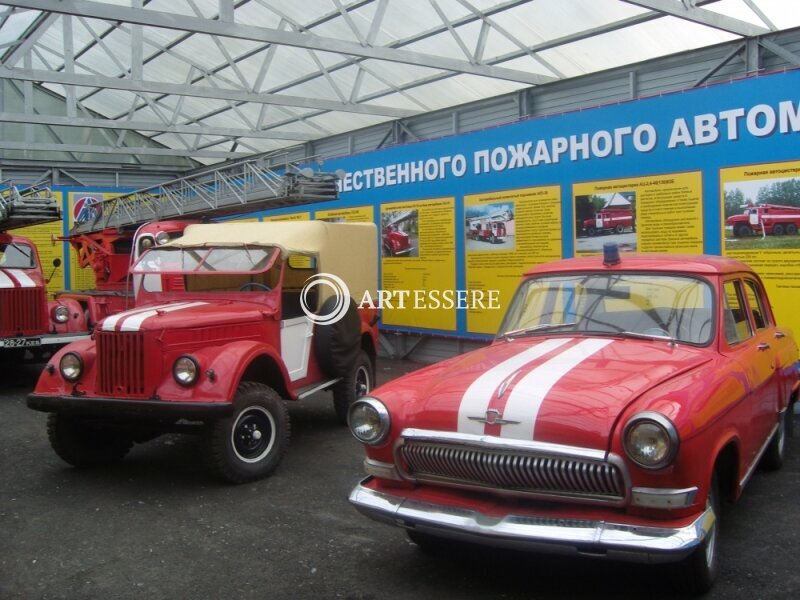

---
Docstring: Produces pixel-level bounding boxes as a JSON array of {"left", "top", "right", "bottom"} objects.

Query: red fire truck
[
  {"left": 467, "top": 217, "right": 506, "bottom": 243},
  {"left": 583, "top": 207, "right": 635, "bottom": 236},
  {"left": 0, "top": 183, "right": 92, "bottom": 362},
  {"left": 727, "top": 203, "right": 800, "bottom": 237}
]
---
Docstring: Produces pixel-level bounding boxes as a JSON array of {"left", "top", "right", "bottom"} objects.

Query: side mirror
[{"left": 52, "top": 258, "right": 62, "bottom": 268}]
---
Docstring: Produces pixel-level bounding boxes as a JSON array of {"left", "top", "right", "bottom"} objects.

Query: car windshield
[
  {"left": 498, "top": 273, "right": 715, "bottom": 345},
  {"left": 0, "top": 242, "right": 35, "bottom": 268},
  {"left": 132, "top": 246, "right": 278, "bottom": 274}
]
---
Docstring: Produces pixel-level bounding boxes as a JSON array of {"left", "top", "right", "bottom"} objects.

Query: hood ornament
[{"left": 467, "top": 408, "right": 520, "bottom": 426}]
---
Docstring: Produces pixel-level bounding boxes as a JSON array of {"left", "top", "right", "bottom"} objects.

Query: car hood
[
  {"left": 97, "top": 300, "right": 275, "bottom": 332},
  {"left": 390, "top": 336, "right": 712, "bottom": 451}
]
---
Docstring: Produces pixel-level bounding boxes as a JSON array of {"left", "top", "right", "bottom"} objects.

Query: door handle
[
  {"left": 757, "top": 343, "right": 771, "bottom": 351},
  {"left": 775, "top": 331, "right": 786, "bottom": 339}
]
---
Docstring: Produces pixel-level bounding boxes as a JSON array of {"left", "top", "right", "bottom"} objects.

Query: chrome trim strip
[
  {"left": 631, "top": 486, "right": 698, "bottom": 509},
  {"left": 349, "top": 479, "right": 714, "bottom": 564},
  {"left": 739, "top": 419, "right": 781, "bottom": 489},
  {"left": 399, "top": 428, "right": 608, "bottom": 461},
  {"left": 363, "top": 458, "right": 402, "bottom": 480}
]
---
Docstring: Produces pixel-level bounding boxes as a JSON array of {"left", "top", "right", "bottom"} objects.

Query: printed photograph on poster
[
  {"left": 723, "top": 176, "right": 800, "bottom": 250},
  {"left": 381, "top": 209, "right": 418, "bottom": 257},
  {"left": 575, "top": 191, "right": 637, "bottom": 253},
  {"left": 320, "top": 216, "right": 346, "bottom": 223},
  {"left": 464, "top": 202, "right": 515, "bottom": 251}
]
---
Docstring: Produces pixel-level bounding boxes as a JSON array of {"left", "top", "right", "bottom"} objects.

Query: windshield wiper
[
  {"left": 620, "top": 330, "right": 677, "bottom": 345},
  {"left": 502, "top": 322, "right": 577, "bottom": 339},
  {"left": 10, "top": 242, "right": 31, "bottom": 259}
]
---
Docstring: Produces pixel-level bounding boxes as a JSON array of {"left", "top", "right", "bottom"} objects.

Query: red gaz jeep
[{"left": 28, "top": 221, "right": 379, "bottom": 483}]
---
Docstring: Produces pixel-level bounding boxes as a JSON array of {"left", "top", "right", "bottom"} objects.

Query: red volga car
[
  {"left": 348, "top": 246, "right": 799, "bottom": 593},
  {"left": 382, "top": 225, "right": 413, "bottom": 257}
]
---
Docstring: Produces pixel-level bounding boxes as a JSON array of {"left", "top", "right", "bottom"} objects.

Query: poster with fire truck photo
[
  {"left": 381, "top": 208, "right": 419, "bottom": 258},
  {"left": 574, "top": 191, "right": 637, "bottom": 253},
  {"left": 464, "top": 202, "right": 515, "bottom": 251},
  {"left": 722, "top": 169, "right": 800, "bottom": 251}
]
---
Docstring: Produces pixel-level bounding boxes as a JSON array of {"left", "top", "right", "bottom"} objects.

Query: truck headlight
[
  {"left": 623, "top": 412, "right": 679, "bottom": 470},
  {"left": 59, "top": 352, "right": 83, "bottom": 381},
  {"left": 173, "top": 356, "right": 199, "bottom": 386},
  {"left": 155, "top": 231, "right": 171, "bottom": 245},
  {"left": 349, "top": 397, "right": 390, "bottom": 445},
  {"left": 52, "top": 305, "right": 70, "bottom": 323}
]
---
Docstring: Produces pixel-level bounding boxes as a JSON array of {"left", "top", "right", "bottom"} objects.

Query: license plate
[{"left": 0, "top": 337, "right": 41, "bottom": 348}]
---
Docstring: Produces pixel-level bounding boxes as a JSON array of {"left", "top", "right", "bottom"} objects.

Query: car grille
[
  {"left": 96, "top": 331, "right": 147, "bottom": 397},
  {"left": 0, "top": 287, "right": 46, "bottom": 336},
  {"left": 397, "top": 435, "right": 627, "bottom": 505}
]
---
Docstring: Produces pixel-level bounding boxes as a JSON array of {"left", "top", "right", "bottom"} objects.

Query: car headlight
[
  {"left": 52, "top": 305, "right": 70, "bottom": 323},
  {"left": 155, "top": 231, "right": 171, "bottom": 245},
  {"left": 349, "top": 397, "right": 390, "bottom": 445},
  {"left": 173, "top": 355, "right": 199, "bottom": 386},
  {"left": 59, "top": 352, "right": 83, "bottom": 381},
  {"left": 623, "top": 412, "right": 679, "bottom": 470}
]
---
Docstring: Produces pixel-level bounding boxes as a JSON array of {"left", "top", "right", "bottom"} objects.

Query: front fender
[
  {"left": 157, "top": 340, "right": 291, "bottom": 403},
  {"left": 47, "top": 298, "right": 89, "bottom": 334}
]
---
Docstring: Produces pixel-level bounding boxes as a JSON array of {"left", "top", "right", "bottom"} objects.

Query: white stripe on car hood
[
  {"left": 8, "top": 269, "right": 36, "bottom": 287},
  {"left": 457, "top": 338, "right": 573, "bottom": 436},
  {"left": 500, "top": 338, "right": 614, "bottom": 441},
  {"left": 0, "top": 270, "right": 14, "bottom": 288},
  {"left": 102, "top": 302, "right": 208, "bottom": 332}
]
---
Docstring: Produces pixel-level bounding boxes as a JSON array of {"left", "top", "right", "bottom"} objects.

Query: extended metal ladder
[
  {"left": 70, "top": 159, "right": 340, "bottom": 235},
  {"left": 0, "top": 180, "right": 61, "bottom": 231}
]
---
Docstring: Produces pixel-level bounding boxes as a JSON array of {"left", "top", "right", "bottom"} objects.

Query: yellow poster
[
  {"left": 721, "top": 160, "right": 800, "bottom": 334},
  {"left": 315, "top": 205, "right": 374, "bottom": 223},
  {"left": 465, "top": 186, "right": 561, "bottom": 334},
  {"left": 381, "top": 197, "right": 456, "bottom": 331},
  {"left": 13, "top": 192, "right": 65, "bottom": 299},
  {"left": 574, "top": 172, "right": 703, "bottom": 255},
  {"left": 262, "top": 212, "right": 310, "bottom": 222}
]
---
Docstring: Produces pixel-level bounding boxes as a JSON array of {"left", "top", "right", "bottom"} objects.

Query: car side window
[
  {"left": 722, "top": 280, "right": 753, "bottom": 345},
  {"left": 743, "top": 279, "right": 771, "bottom": 330}
]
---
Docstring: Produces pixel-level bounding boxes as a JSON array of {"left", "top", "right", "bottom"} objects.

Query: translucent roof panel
[{"left": 0, "top": 0, "right": 799, "bottom": 166}]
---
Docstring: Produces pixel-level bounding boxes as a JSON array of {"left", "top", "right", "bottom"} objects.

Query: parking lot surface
[{"left": 2, "top": 359, "right": 799, "bottom": 599}]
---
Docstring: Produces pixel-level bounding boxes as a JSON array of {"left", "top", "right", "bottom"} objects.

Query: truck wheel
[
  {"left": 586, "top": 227, "right": 596, "bottom": 237},
  {"left": 333, "top": 351, "right": 373, "bottom": 425},
  {"left": 786, "top": 223, "right": 798, "bottom": 235},
  {"left": 314, "top": 297, "right": 361, "bottom": 378},
  {"left": 615, "top": 224, "right": 624, "bottom": 234},
  {"left": 676, "top": 473, "right": 719, "bottom": 594},
  {"left": 46, "top": 414, "right": 133, "bottom": 467},
  {"left": 761, "top": 410, "right": 787, "bottom": 471},
  {"left": 205, "top": 382, "right": 290, "bottom": 484},
  {"left": 734, "top": 224, "right": 752, "bottom": 237},
  {"left": 773, "top": 224, "right": 785, "bottom": 236}
]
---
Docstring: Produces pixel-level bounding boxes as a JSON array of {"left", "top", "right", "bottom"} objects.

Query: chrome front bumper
[{"left": 349, "top": 478, "right": 713, "bottom": 564}]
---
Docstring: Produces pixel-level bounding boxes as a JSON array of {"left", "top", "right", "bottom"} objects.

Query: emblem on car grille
[{"left": 467, "top": 408, "right": 519, "bottom": 425}]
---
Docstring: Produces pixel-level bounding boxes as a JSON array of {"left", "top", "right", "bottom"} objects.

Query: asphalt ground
[{"left": 2, "top": 358, "right": 799, "bottom": 600}]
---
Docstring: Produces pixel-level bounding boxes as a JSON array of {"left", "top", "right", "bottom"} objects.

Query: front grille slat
[
  {"left": 399, "top": 439, "right": 626, "bottom": 505},
  {"left": 0, "top": 287, "right": 46, "bottom": 336}
]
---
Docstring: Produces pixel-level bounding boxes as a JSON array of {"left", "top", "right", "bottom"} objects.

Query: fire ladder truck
[
  {"left": 2, "top": 160, "right": 339, "bottom": 362},
  {"left": 0, "top": 181, "right": 70, "bottom": 359}
]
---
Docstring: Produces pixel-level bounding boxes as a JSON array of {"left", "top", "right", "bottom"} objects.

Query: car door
[{"left": 720, "top": 278, "right": 778, "bottom": 466}]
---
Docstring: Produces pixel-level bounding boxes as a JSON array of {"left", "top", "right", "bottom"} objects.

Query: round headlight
[
  {"left": 623, "top": 412, "right": 679, "bottom": 470},
  {"left": 139, "top": 236, "right": 154, "bottom": 250},
  {"left": 52, "top": 305, "right": 70, "bottom": 323},
  {"left": 59, "top": 352, "right": 83, "bottom": 381},
  {"left": 155, "top": 231, "right": 171, "bottom": 245},
  {"left": 173, "top": 356, "right": 199, "bottom": 386},
  {"left": 348, "top": 397, "right": 390, "bottom": 446}
]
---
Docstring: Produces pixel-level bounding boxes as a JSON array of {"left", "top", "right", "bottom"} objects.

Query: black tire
[
  {"left": 586, "top": 226, "right": 596, "bottom": 237},
  {"left": 772, "top": 223, "right": 785, "bottom": 236},
  {"left": 313, "top": 296, "right": 361, "bottom": 378},
  {"left": 46, "top": 413, "right": 133, "bottom": 467},
  {"left": 205, "top": 382, "right": 289, "bottom": 484},
  {"left": 333, "top": 350, "right": 373, "bottom": 425},
  {"left": 761, "top": 410, "right": 787, "bottom": 471},
  {"left": 615, "top": 224, "right": 624, "bottom": 234},
  {"left": 734, "top": 224, "right": 752, "bottom": 237},
  {"left": 676, "top": 473, "right": 719, "bottom": 595},
  {"left": 786, "top": 223, "right": 798, "bottom": 235}
]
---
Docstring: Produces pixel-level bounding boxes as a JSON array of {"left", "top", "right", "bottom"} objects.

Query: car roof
[{"left": 524, "top": 253, "right": 755, "bottom": 277}]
